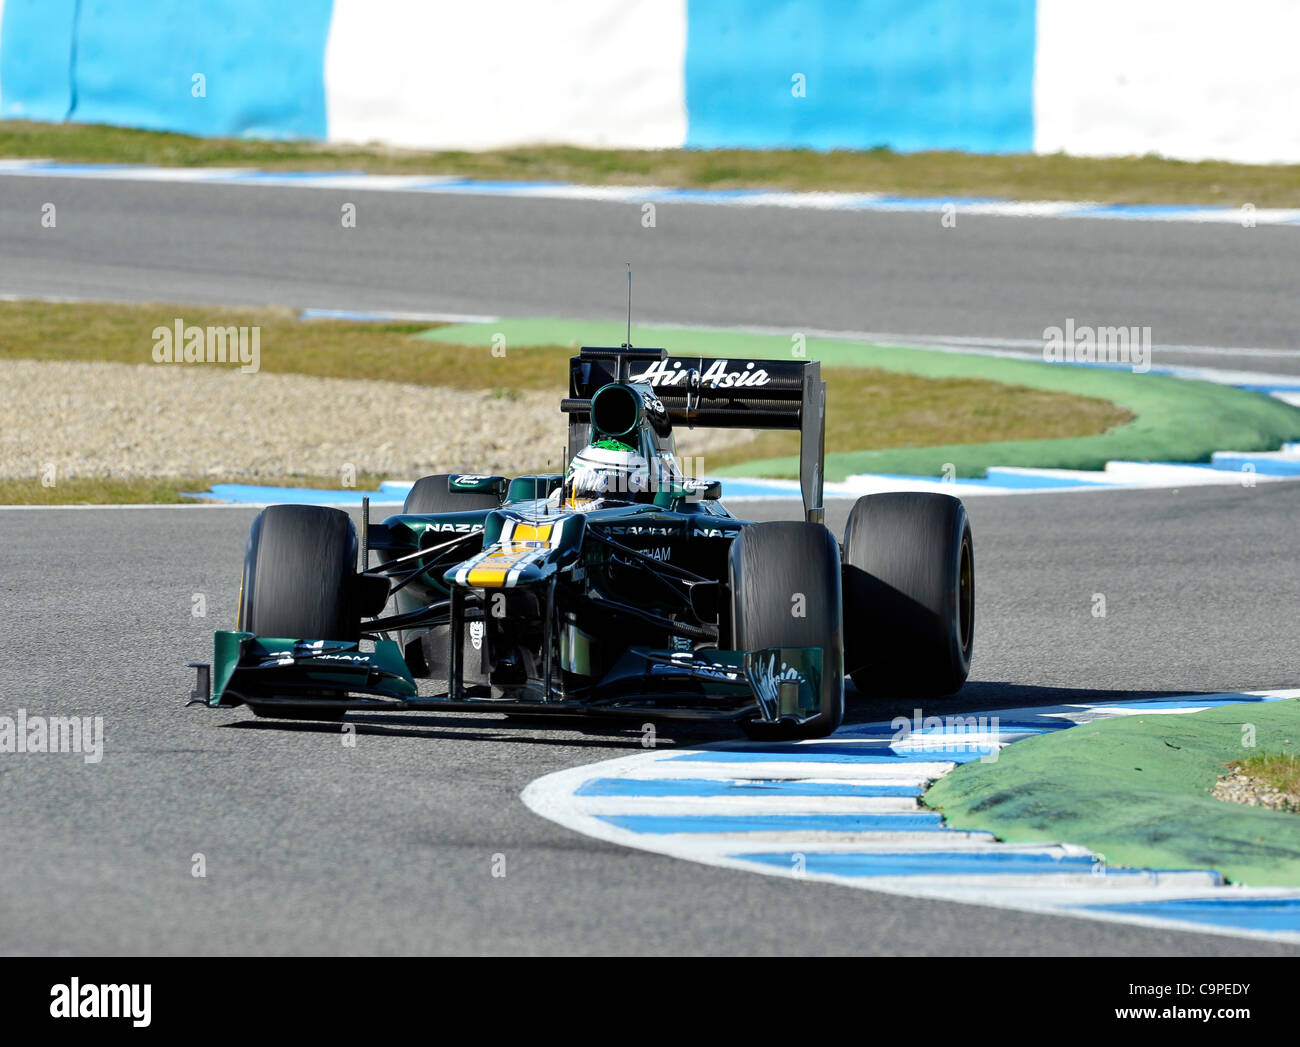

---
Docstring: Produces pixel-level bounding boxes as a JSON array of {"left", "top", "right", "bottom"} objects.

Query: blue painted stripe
[
  {"left": 299, "top": 309, "right": 409, "bottom": 323},
  {"left": 684, "top": 0, "right": 1036, "bottom": 153},
  {"left": 670, "top": 746, "right": 989, "bottom": 764},
  {"left": 715, "top": 480, "right": 805, "bottom": 499},
  {"left": 1070, "top": 204, "right": 1212, "bottom": 219},
  {"left": 418, "top": 179, "right": 571, "bottom": 193},
  {"left": 1080, "top": 897, "right": 1300, "bottom": 934},
  {"left": 576, "top": 777, "right": 920, "bottom": 798},
  {"left": 869, "top": 470, "right": 1103, "bottom": 491},
  {"left": 982, "top": 468, "right": 1113, "bottom": 489},
  {"left": 735, "top": 850, "right": 1127, "bottom": 878},
  {"left": 183, "top": 484, "right": 402, "bottom": 505},
  {"left": 651, "top": 188, "right": 769, "bottom": 202},
  {"left": 598, "top": 812, "right": 944, "bottom": 834}
]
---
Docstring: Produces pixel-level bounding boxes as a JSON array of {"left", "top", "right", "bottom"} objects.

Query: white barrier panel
[
  {"left": 1035, "top": 0, "right": 1300, "bottom": 164},
  {"left": 324, "top": 0, "right": 688, "bottom": 150}
]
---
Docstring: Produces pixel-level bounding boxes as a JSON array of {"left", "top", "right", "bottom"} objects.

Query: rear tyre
[
  {"left": 400, "top": 474, "right": 499, "bottom": 677},
  {"left": 842, "top": 493, "right": 973, "bottom": 698},
  {"left": 237, "top": 504, "right": 359, "bottom": 721},
  {"left": 730, "top": 522, "right": 845, "bottom": 741}
]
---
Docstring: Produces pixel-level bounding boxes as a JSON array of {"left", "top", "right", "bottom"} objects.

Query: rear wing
[{"left": 564, "top": 346, "right": 826, "bottom": 523}]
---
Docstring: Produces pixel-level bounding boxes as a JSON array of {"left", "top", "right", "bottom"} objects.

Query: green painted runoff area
[{"left": 926, "top": 699, "right": 1300, "bottom": 887}]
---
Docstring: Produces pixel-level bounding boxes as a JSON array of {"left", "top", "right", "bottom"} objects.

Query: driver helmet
[{"left": 566, "top": 439, "right": 650, "bottom": 499}]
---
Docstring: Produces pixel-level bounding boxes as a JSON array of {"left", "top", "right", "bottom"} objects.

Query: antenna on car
[
  {"left": 619, "top": 262, "right": 633, "bottom": 382},
  {"left": 623, "top": 262, "right": 632, "bottom": 349}
]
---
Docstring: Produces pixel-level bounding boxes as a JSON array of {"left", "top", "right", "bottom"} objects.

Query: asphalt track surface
[
  {"left": 2, "top": 174, "right": 1298, "bottom": 955},
  {"left": 1, "top": 174, "right": 1299, "bottom": 375},
  {"left": 2, "top": 484, "right": 1298, "bottom": 956}
]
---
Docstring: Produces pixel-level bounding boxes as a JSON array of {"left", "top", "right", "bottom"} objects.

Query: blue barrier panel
[
  {"left": 0, "top": 0, "right": 79, "bottom": 122},
  {"left": 2, "top": 0, "right": 333, "bottom": 139},
  {"left": 685, "top": 0, "right": 1036, "bottom": 152},
  {"left": 71, "top": 0, "right": 334, "bottom": 139}
]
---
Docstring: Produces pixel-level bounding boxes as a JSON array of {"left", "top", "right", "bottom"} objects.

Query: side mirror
[{"left": 448, "top": 474, "right": 509, "bottom": 500}]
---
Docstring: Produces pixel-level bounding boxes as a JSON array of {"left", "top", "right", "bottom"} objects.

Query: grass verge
[
  {"left": 5, "top": 120, "right": 1300, "bottom": 207},
  {"left": 925, "top": 699, "right": 1300, "bottom": 886},
  {"left": 1, "top": 300, "right": 1130, "bottom": 502}
]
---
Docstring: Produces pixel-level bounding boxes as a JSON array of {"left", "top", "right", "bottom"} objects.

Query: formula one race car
[{"left": 188, "top": 344, "right": 973, "bottom": 739}]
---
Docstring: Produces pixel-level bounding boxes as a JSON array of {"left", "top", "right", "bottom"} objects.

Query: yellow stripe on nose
[
  {"left": 464, "top": 533, "right": 550, "bottom": 587},
  {"left": 510, "top": 523, "right": 553, "bottom": 543},
  {"left": 466, "top": 566, "right": 509, "bottom": 587}
]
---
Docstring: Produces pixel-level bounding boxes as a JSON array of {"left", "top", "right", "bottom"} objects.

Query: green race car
[{"left": 188, "top": 344, "right": 973, "bottom": 740}]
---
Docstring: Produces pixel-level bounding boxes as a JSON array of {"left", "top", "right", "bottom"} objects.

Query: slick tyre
[
  {"left": 842, "top": 492, "right": 973, "bottom": 698},
  {"left": 730, "top": 521, "right": 845, "bottom": 741},
  {"left": 237, "top": 504, "right": 359, "bottom": 721}
]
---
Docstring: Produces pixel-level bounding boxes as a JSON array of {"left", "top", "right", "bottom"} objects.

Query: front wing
[{"left": 188, "top": 633, "right": 824, "bottom": 727}]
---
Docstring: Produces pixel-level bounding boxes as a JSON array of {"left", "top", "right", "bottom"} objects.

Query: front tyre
[
  {"left": 237, "top": 504, "right": 360, "bottom": 721},
  {"left": 842, "top": 492, "right": 973, "bottom": 698},
  {"left": 730, "top": 522, "right": 845, "bottom": 741}
]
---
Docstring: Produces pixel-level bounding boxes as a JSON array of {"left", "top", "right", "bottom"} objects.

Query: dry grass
[
  {"left": 1234, "top": 753, "right": 1300, "bottom": 795},
  {"left": 4, "top": 120, "right": 1299, "bottom": 206},
  {"left": 0, "top": 300, "right": 567, "bottom": 389}
]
